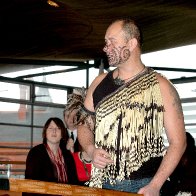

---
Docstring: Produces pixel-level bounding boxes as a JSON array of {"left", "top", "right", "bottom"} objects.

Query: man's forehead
[
  {"left": 64, "top": 109, "right": 77, "bottom": 117},
  {"left": 105, "top": 25, "right": 124, "bottom": 40}
]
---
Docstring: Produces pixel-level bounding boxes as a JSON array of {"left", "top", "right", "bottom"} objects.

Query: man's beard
[{"left": 107, "top": 46, "right": 130, "bottom": 67}]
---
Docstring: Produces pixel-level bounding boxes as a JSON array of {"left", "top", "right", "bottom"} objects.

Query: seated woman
[{"left": 25, "top": 117, "right": 79, "bottom": 185}]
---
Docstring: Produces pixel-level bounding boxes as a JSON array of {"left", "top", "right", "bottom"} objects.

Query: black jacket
[{"left": 23, "top": 143, "right": 79, "bottom": 196}]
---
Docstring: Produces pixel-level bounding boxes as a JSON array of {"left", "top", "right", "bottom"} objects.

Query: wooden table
[{"left": 0, "top": 178, "right": 143, "bottom": 196}]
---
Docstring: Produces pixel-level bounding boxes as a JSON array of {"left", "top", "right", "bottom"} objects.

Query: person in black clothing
[
  {"left": 161, "top": 132, "right": 196, "bottom": 196},
  {"left": 64, "top": 109, "right": 80, "bottom": 153},
  {"left": 24, "top": 117, "right": 79, "bottom": 190}
]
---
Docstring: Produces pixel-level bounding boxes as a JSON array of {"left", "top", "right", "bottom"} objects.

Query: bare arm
[
  {"left": 77, "top": 73, "right": 103, "bottom": 154},
  {"left": 77, "top": 82, "right": 95, "bottom": 159},
  {"left": 138, "top": 74, "right": 186, "bottom": 196},
  {"left": 78, "top": 73, "right": 114, "bottom": 168}
]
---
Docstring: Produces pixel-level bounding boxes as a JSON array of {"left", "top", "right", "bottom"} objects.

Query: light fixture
[{"left": 47, "top": 0, "right": 59, "bottom": 7}]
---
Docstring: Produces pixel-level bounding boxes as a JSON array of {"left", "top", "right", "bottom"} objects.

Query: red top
[{"left": 72, "top": 152, "right": 92, "bottom": 182}]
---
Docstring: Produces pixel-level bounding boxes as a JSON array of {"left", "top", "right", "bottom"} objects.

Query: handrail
[
  {"left": 8, "top": 178, "right": 143, "bottom": 196},
  {"left": 0, "top": 169, "right": 143, "bottom": 195},
  {"left": 0, "top": 163, "right": 143, "bottom": 195}
]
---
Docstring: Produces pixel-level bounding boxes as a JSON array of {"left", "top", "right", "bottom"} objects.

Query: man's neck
[
  {"left": 117, "top": 62, "right": 145, "bottom": 80},
  {"left": 67, "top": 126, "right": 76, "bottom": 131},
  {"left": 67, "top": 127, "right": 76, "bottom": 132}
]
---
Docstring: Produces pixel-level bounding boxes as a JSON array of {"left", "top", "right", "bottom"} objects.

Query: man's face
[
  {"left": 103, "top": 22, "right": 131, "bottom": 67},
  {"left": 64, "top": 110, "right": 77, "bottom": 129}
]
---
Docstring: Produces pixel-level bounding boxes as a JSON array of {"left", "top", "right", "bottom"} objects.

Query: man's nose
[
  {"left": 103, "top": 43, "right": 110, "bottom": 53},
  {"left": 103, "top": 45, "right": 107, "bottom": 52}
]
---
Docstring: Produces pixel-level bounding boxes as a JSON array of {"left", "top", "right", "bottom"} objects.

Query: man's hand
[
  {"left": 66, "top": 138, "right": 74, "bottom": 153},
  {"left": 138, "top": 183, "right": 160, "bottom": 196},
  {"left": 91, "top": 148, "right": 114, "bottom": 169}
]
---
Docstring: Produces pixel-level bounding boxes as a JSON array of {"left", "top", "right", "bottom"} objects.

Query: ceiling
[{"left": 0, "top": 0, "right": 196, "bottom": 73}]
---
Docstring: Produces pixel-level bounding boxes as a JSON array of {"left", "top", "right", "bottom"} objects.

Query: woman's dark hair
[{"left": 42, "top": 117, "right": 68, "bottom": 144}]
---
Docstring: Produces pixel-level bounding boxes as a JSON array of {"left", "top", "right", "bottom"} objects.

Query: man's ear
[{"left": 128, "top": 38, "right": 138, "bottom": 51}]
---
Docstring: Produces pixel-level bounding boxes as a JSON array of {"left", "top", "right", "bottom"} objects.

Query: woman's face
[{"left": 46, "top": 120, "right": 62, "bottom": 145}]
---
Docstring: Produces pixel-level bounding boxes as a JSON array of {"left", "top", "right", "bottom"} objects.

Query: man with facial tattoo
[{"left": 77, "top": 19, "right": 186, "bottom": 196}]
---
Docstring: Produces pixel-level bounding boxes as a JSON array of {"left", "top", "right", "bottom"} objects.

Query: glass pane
[
  {"left": 141, "top": 44, "right": 196, "bottom": 70},
  {"left": 89, "top": 67, "right": 99, "bottom": 84},
  {"left": 33, "top": 106, "right": 64, "bottom": 126},
  {"left": 158, "top": 71, "right": 196, "bottom": 80},
  {"left": 175, "top": 82, "right": 196, "bottom": 99},
  {"left": 0, "top": 82, "right": 30, "bottom": 100},
  {"left": 33, "top": 127, "right": 43, "bottom": 147},
  {"left": 0, "top": 125, "right": 31, "bottom": 145},
  {"left": 182, "top": 102, "right": 196, "bottom": 125},
  {"left": 0, "top": 124, "right": 30, "bottom": 178},
  {"left": 33, "top": 70, "right": 87, "bottom": 88},
  {"left": 0, "top": 102, "right": 32, "bottom": 124},
  {"left": 35, "top": 86, "right": 67, "bottom": 104},
  {"left": 182, "top": 102, "right": 196, "bottom": 144}
]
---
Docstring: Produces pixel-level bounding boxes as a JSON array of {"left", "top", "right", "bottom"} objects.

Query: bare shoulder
[
  {"left": 155, "top": 72, "right": 171, "bottom": 84},
  {"left": 155, "top": 72, "right": 175, "bottom": 92},
  {"left": 89, "top": 72, "right": 108, "bottom": 92},
  {"left": 84, "top": 72, "right": 108, "bottom": 112},
  {"left": 155, "top": 72, "right": 183, "bottom": 115}
]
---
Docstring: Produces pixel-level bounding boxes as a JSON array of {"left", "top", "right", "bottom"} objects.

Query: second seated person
[
  {"left": 25, "top": 117, "right": 79, "bottom": 185},
  {"left": 64, "top": 108, "right": 80, "bottom": 153},
  {"left": 64, "top": 88, "right": 92, "bottom": 185}
]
